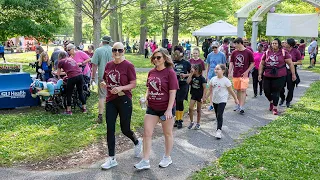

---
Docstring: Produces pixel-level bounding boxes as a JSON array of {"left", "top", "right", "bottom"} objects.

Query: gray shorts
[{"left": 98, "top": 79, "right": 107, "bottom": 99}]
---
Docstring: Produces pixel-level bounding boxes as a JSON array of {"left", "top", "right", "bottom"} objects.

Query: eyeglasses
[
  {"left": 152, "top": 56, "right": 162, "bottom": 60},
  {"left": 112, "top": 49, "right": 124, "bottom": 53},
  {"left": 67, "top": 49, "right": 71, "bottom": 51}
]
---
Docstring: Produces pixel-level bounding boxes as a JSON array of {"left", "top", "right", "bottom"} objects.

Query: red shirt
[
  {"left": 189, "top": 58, "right": 206, "bottom": 70},
  {"left": 147, "top": 68, "right": 179, "bottom": 111},
  {"left": 57, "top": 58, "right": 82, "bottom": 78},
  {"left": 84, "top": 51, "right": 94, "bottom": 58},
  {"left": 289, "top": 48, "right": 302, "bottom": 63},
  {"left": 246, "top": 46, "right": 254, "bottom": 53},
  {"left": 222, "top": 44, "right": 229, "bottom": 59},
  {"left": 103, "top": 60, "right": 136, "bottom": 102},
  {"left": 230, "top": 49, "right": 254, "bottom": 77},
  {"left": 262, "top": 49, "right": 291, "bottom": 78}
]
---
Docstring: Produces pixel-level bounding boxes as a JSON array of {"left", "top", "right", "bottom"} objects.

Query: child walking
[
  {"left": 187, "top": 64, "right": 207, "bottom": 130},
  {"left": 205, "top": 64, "right": 239, "bottom": 139}
]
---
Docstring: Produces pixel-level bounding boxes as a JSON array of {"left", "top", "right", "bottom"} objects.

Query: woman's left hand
[
  {"left": 292, "top": 74, "right": 297, "bottom": 82},
  {"left": 164, "top": 109, "right": 173, "bottom": 120},
  {"left": 111, "top": 86, "right": 123, "bottom": 94}
]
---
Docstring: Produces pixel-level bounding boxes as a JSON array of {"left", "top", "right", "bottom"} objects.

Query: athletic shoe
[
  {"left": 101, "top": 157, "right": 118, "bottom": 170},
  {"left": 239, "top": 109, "right": 245, "bottom": 114},
  {"left": 260, "top": 91, "right": 263, "bottom": 96},
  {"left": 279, "top": 99, "right": 285, "bottom": 107},
  {"left": 134, "top": 159, "right": 150, "bottom": 170},
  {"left": 82, "top": 108, "right": 87, "bottom": 113},
  {"left": 233, "top": 104, "right": 240, "bottom": 111},
  {"left": 269, "top": 103, "right": 274, "bottom": 111},
  {"left": 62, "top": 111, "right": 72, "bottom": 115},
  {"left": 188, "top": 122, "right": 194, "bottom": 129},
  {"left": 96, "top": 114, "right": 103, "bottom": 124},
  {"left": 159, "top": 156, "right": 172, "bottom": 168},
  {"left": 194, "top": 123, "right": 200, "bottom": 130},
  {"left": 134, "top": 139, "right": 143, "bottom": 158},
  {"left": 273, "top": 109, "right": 278, "bottom": 115},
  {"left": 174, "top": 120, "right": 178, "bottom": 127},
  {"left": 254, "top": 94, "right": 257, "bottom": 98},
  {"left": 286, "top": 102, "right": 291, "bottom": 108},
  {"left": 177, "top": 120, "right": 183, "bottom": 129},
  {"left": 215, "top": 129, "right": 222, "bottom": 139},
  {"left": 208, "top": 105, "right": 214, "bottom": 111}
]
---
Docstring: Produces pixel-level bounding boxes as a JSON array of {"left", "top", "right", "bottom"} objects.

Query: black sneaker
[
  {"left": 254, "top": 94, "right": 257, "bottom": 98},
  {"left": 239, "top": 109, "right": 245, "bottom": 114},
  {"left": 286, "top": 102, "right": 291, "bottom": 108},
  {"left": 260, "top": 91, "right": 263, "bottom": 96},
  {"left": 96, "top": 114, "right": 103, "bottom": 124},
  {"left": 279, "top": 99, "right": 285, "bottom": 106},
  {"left": 174, "top": 120, "right": 178, "bottom": 127},
  {"left": 177, "top": 120, "right": 183, "bottom": 129}
]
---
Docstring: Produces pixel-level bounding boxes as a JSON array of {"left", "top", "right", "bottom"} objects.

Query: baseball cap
[{"left": 212, "top": 42, "right": 219, "bottom": 47}]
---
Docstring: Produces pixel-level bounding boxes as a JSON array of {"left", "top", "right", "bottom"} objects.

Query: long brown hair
[
  {"left": 39, "top": 51, "right": 51, "bottom": 65},
  {"left": 151, "top": 47, "right": 174, "bottom": 68}
]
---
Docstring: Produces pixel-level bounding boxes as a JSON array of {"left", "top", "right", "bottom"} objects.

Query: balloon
[{"left": 269, "top": 7, "right": 276, "bottom": 13}]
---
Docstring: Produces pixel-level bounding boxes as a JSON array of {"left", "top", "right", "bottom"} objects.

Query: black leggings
[
  {"left": 144, "top": 49, "right": 149, "bottom": 58},
  {"left": 66, "top": 75, "right": 86, "bottom": 106},
  {"left": 252, "top": 68, "right": 263, "bottom": 95},
  {"left": 106, "top": 95, "right": 138, "bottom": 156},
  {"left": 176, "top": 84, "right": 189, "bottom": 111},
  {"left": 263, "top": 76, "right": 286, "bottom": 106},
  {"left": 280, "top": 72, "right": 294, "bottom": 103},
  {"left": 213, "top": 103, "right": 226, "bottom": 130}
]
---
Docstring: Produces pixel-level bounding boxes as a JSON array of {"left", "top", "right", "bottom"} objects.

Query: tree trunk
[
  {"left": 195, "top": 36, "right": 199, "bottom": 46},
  {"left": 172, "top": 0, "right": 179, "bottom": 46},
  {"left": 110, "top": 0, "right": 120, "bottom": 42},
  {"left": 139, "top": 0, "right": 147, "bottom": 54},
  {"left": 74, "top": 0, "right": 83, "bottom": 47},
  {"left": 93, "top": 0, "right": 102, "bottom": 48},
  {"left": 161, "top": 3, "right": 169, "bottom": 41}
]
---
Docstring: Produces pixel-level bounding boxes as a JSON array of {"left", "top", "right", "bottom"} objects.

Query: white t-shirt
[
  {"left": 308, "top": 40, "right": 317, "bottom": 54},
  {"left": 209, "top": 76, "right": 232, "bottom": 104}
]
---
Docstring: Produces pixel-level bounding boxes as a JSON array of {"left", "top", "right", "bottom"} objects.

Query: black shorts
[
  {"left": 176, "top": 83, "right": 189, "bottom": 101},
  {"left": 310, "top": 53, "right": 317, "bottom": 63},
  {"left": 191, "top": 94, "right": 202, "bottom": 102},
  {"left": 146, "top": 106, "right": 176, "bottom": 118}
]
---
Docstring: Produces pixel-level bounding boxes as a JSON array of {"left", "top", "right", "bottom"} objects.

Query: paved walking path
[{"left": 1, "top": 70, "right": 319, "bottom": 180}]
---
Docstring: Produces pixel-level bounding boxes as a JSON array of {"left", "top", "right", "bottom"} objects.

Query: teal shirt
[{"left": 91, "top": 44, "right": 112, "bottom": 80}]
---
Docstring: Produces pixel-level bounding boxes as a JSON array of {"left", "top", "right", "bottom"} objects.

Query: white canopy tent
[{"left": 192, "top": 20, "right": 246, "bottom": 36}]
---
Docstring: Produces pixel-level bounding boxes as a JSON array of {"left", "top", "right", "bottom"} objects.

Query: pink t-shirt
[
  {"left": 103, "top": 60, "right": 136, "bottom": 102},
  {"left": 262, "top": 49, "right": 291, "bottom": 78},
  {"left": 189, "top": 58, "right": 206, "bottom": 70},
  {"left": 147, "top": 68, "right": 179, "bottom": 111},
  {"left": 57, "top": 58, "right": 82, "bottom": 78},
  {"left": 253, "top": 51, "right": 263, "bottom": 69},
  {"left": 230, "top": 49, "right": 254, "bottom": 77},
  {"left": 144, "top": 42, "right": 149, "bottom": 49},
  {"left": 72, "top": 51, "right": 90, "bottom": 76}
]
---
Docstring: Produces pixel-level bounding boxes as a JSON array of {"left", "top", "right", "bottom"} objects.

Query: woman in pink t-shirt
[
  {"left": 100, "top": 42, "right": 141, "bottom": 170},
  {"left": 66, "top": 44, "right": 91, "bottom": 78},
  {"left": 252, "top": 43, "right": 264, "bottom": 97},
  {"left": 189, "top": 48, "right": 205, "bottom": 76},
  {"left": 134, "top": 48, "right": 179, "bottom": 170}
]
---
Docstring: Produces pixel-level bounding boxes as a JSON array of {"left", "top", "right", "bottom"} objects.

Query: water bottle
[{"left": 139, "top": 95, "right": 147, "bottom": 110}]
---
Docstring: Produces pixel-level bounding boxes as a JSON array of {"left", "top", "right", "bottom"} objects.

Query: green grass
[
  {"left": 0, "top": 72, "right": 148, "bottom": 166},
  {"left": 125, "top": 53, "right": 154, "bottom": 68},
  {"left": 192, "top": 81, "right": 320, "bottom": 179}
]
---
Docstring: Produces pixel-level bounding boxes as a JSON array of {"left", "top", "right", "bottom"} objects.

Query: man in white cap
[{"left": 91, "top": 36, "right": 113, "bottom": 123}]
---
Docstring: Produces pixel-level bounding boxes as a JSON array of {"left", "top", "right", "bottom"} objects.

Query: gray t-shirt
[
  {"left": 91, "top": 44, "right": 112, "bottom": 80},
  {"left": 308, "top": 40, "right": 317, "bottom": 54},
  {"left": 51, "top": 50, "right": 62, "bottom": 70},
  {"left": 209, "top": 76, "right": 232, "bottom": 104}
]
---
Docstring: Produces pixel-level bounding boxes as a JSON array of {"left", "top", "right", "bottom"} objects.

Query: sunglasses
[
  {"left": 67, "top": 49, "right": 72, "bottom": 51},
  {"left": 152, "top": 56, "right": 162, "bottom": 60},
  {"left": 212, "top": 47, "right": 218, "bottom": 49},
  {"left": 112, "top": 49, "right": 124, "bottom": 53}
]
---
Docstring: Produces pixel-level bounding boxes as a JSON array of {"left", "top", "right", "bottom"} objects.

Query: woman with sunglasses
[
  {"left": 258, "top": 38, "right": 296, "bottom": 115},
  {"left": 66, "top": 44, "right": 91, "bottom": 78},
  {"left": 173, "top": 45, "right": 191, "bottom": 129},
  {"left": 134, "top": 48, "right": 178, "bottom": 170},
  {"left": 100, "top": 42, "right": 142, "bottom": 170}
]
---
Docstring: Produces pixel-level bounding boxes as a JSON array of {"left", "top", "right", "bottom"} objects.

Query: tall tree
[
  {"left": 172, "top": 0, "right": 179, "bottom": 46},
  {"left": 0, "top": 0, "right": 65, "bottom": 42},
  {"left": 139, "top": 0, "right": 148, "bottom": 54},
  {"left": 74, "top": 0, "right": 83, "bottom": 46}
]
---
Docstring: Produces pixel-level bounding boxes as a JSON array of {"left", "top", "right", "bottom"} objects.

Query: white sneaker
[
  {"left": 134, "top": 159, "right": 150, "bottom": 170},
  {"left": 134, "top": 138, "right": 143, "bottom": 158},
  {"left": 159, "top": 156, "right": 172, "bottom": 168},
  {"left": 101, "top": 157, "right": 118, "bottom": 170},
  {"left": 233, "top": 104, "right": 240, "bottom": 111},
  {"left": 215, "top": 129, "right": 222, "bottom": 139}
]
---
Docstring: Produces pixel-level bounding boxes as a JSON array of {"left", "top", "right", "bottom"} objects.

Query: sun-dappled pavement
[{"left": 0, "top": 70, "right": 319, "bottom": 180}]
